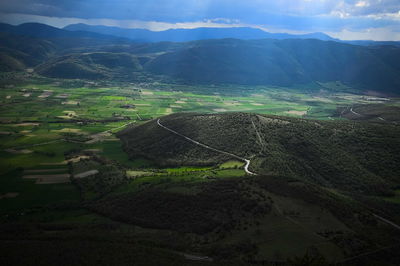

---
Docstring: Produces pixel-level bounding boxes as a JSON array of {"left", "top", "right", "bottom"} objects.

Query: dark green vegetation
[
  {"left": 120, "top": 113, "right": 400, "bottom": 195},
  {"left": 113, "top": 112, "right": 400, "bottom": 264},
  {"left": 340, "top": 103, "right": 400, "bottom": 122},
  {"left": 1, "top": 22, "right": 400, "bottom": 94},
  {"left": 36, "top": 52, "right": 142, "bottom": 79},
  {"left": 145, "top": 39, "right": 400, "bottom": 93},
  {"left": 91, "top": 179, "right": 271, "bottom": 234},
  {"left": 1, "top": 21, "right": 400, "bottom": 265}
]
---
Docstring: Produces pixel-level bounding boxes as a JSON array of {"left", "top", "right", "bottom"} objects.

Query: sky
[{"left": 0, "top": 0, "right": 399, "bottom": 41}]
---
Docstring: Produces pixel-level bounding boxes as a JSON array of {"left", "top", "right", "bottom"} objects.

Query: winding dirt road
[
  {"left": 350, "top": 107, "right": 362, "bottom": 116},
  {"left": 157, "top": 119, "right": 257, "bottom": 175}
]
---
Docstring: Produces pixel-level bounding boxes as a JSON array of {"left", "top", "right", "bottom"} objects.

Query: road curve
[
  {"left": 350, "top": 107, "right": 362, "bottom": 116},
  {"left": 157, "top": 119, "right": 257, "bottom": 175},
  {"left": 373, "top": 214, "right": 400, "bottom": 230}
]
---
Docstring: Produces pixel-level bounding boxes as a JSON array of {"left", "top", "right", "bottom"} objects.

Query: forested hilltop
[
  {"left": 98, "top": 112, "right": 400, "bottom": 264},
  {"left": 119, "top": 112, "right": 400, "bottom": 196}
]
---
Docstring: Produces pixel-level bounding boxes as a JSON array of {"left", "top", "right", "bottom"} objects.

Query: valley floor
[{"left": 1, "top": 76, "right": 400, "bottom": 265}]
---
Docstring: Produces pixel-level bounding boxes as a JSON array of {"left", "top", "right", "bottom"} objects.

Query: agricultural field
[
  {"left": 1, "top": 77, "right": 400, "bottom": 264},
  {"left": 1, "top": 78, "right": 399, "bottom": 211}
]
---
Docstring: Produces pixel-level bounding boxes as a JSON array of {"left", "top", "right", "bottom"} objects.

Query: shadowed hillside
[
  {"left": 35, "top": 52, "right": 143, "bottom": 79},
  {"left": 144, "top": 39, "right": 400, "bottom": 93}
]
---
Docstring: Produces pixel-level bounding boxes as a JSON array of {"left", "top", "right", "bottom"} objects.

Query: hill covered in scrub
[
  {"left": 119, "top": 112, "right": 400, "bottom": 196},
  {"left": 101, "top": 112, "right": 400, "bottom": 264}
]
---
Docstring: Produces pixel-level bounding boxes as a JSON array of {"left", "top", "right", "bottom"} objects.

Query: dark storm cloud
[
  {"left": 0, "top": 0, "right": 399, "bottom": 40},
  {"left": 0, "top": 0, "right": 398, "bottom": 21}
]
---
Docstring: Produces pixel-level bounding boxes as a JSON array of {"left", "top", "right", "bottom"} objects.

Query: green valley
[{"left": 1, "top": 74, "right": 399, "bottom": 265}]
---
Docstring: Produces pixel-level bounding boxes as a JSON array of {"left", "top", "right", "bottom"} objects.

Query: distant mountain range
[
  {"left": 0, "top": 22, "right": 128, "bottom": 41},
  {"left": 64, "top": 24, "right": 400, "bottom": 47},
  {"left": 64, "top": 23, "right": 338, "bottom": 42},
  {"left": 1, "top": 22, "right": 400, "bottom": 94}
]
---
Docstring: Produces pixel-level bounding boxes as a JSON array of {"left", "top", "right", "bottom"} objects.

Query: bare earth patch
[
  {"left": 74, "top": 170, "right": 99, "bottom": 179},
  {"left": 213, "top": 108, "right": 227, "bottom": 112},
  {"left": 175, "top": 101, "right": 186, "bottom": 104},
  {"left": 126, "top": 170, "right": 154, "bottom": 178},
  {"left": 62, "top": 101, "right": 79, "bottom": 105},
  {"left": 251, "top": 103, "right": 263, "bottom": 106},
  {"left": 38, "top": 90, "right": 53, "bottom": 98},
  {"left": 141, "top": 91, "right": 154, "bottom": 95},
  {"left": 52, "top": 128, "right": 87, "bottom": 134},
  {"left": 5, "top": 149, "right": 33, "bottom": 154},
  {"left": 285, "top": 110, "right": 307, "bottom": 116},
  {"left": 85, "top": 132, "right": 112, "bottom": 144},
  {"left": 66, "top": 156, "right": 92, "bottom": 163},
  {"left": 13, "top": 123, "right": 40, "bottom": 127},
  {"left": 40, "top": 162, "right": 68, "bottom": 166}
]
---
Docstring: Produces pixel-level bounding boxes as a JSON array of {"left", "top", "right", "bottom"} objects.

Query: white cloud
[
  {"left": 366, "top": 10, "right": 400, "bottom": 20},
  {"left": 355, "top": 1, "right": 370, "bottom": 8}
]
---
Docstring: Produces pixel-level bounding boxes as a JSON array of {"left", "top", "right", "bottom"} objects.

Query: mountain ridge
[
  {"left": 0, "top": 22, "right": 130, "bottom": 41},
  {"left": 64, "top": 23, "right": 338, "bottom": 42},
  {"left": 1, "top": 22, "right": 400, "bottom": 94}
]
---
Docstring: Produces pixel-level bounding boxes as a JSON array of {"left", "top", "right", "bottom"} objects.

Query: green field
[
  {"left": 1, "top": 78, "right": 399, "bottom": 201},
  {"left": 1, "top": 78, "right": 399, "bottom": 206},
  {"left": 1, "top": 77, "right": 400, "bottom": 264}
]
